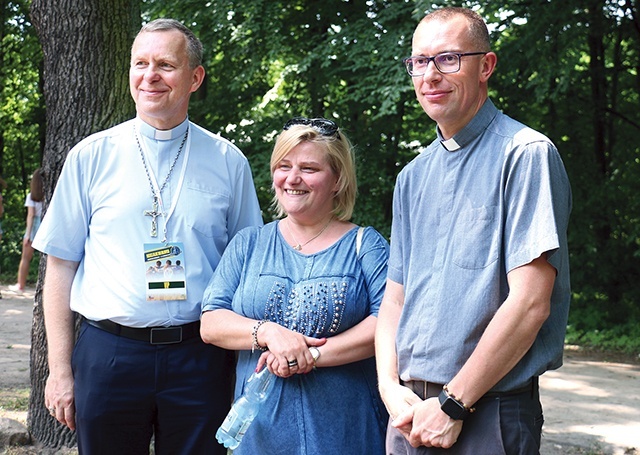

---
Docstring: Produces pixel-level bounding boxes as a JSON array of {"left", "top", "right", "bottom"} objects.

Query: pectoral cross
[{"left": 143, "top": 197, "right": 162, "bottom": 237}]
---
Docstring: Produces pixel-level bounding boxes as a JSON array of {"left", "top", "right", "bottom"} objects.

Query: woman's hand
[{"left": 255, "top": 322, "right": 326, "bottom": 377}]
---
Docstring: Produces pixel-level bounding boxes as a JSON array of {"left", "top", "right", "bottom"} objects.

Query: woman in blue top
[{"left": 201, "top": 117, "right": 388, "bottom": 454}]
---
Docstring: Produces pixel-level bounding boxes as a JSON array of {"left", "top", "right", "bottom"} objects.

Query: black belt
[
  {"left": 402, "top": 376, "right": 539, "bottom": 401},
  {"left": 86, "top": 318, "right": 201, "bottom": 345}
]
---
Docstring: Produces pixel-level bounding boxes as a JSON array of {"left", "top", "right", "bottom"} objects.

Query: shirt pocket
[
  {"left": 182, "top": 182, "right": 229, "bottom": 239},
  {"left": 452, "top": 206, "right": 500, "bottom": 269}
]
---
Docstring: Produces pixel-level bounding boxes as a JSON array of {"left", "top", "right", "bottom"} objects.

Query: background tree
[
  {"left": 141, "top": 0, "right": 427, "bottom": 234},
  {"left": 140, "top": 0, "right": 640, "bottom": 351},
  {"left": 478, "top": 0, "right": 640, "bottom": 347},
  {"left": 28, "top": 0, "right": 138, "bottom": 447},
  {"left": 0, "top": 0, "right": 43, "bottom": 278}
]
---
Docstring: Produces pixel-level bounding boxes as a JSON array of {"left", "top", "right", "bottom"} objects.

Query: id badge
[{"left": 143, "top": 242, "right": 187, "bottom": 301}]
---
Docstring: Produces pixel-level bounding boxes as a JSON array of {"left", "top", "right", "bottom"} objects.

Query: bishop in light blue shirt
[
  {"left": 32, "top": 19, "right": 262, "bottom": 455},
  {"left": 34, "top": 117, "right": 262, "bottom": 327}
]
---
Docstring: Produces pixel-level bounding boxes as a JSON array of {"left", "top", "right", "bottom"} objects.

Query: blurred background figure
[
  {"left": 0, "top": 177, "right": 5, "bottom": 299},
  {"left": 8, "top": 168, "right": 43, "bottom": 293},
  {"left": 0, "top": 179, "right": 5, "bottom": 244}
]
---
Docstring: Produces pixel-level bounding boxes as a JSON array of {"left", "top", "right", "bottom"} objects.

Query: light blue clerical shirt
[{"left": 33, "top": 117, "right": 263, "bottom": 327}]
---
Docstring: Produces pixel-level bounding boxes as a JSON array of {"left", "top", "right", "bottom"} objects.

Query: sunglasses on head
[{"left": 283, "top": 117, "right": 340, "bottom": 138}]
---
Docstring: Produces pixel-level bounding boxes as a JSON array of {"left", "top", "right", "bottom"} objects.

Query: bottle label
[
  {"left": 220, "top": 408, "right": 240, "bottom": 432},
  {"left": 236, "top": 419, "right": 253, "bottom": 438},
  {"left": 220, "top": 407, "right": 255, "bottom": 437}
]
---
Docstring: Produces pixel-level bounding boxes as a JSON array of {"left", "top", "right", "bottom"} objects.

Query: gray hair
[{"left": 136, "top": 18, "right": 203, "bottom": 68}]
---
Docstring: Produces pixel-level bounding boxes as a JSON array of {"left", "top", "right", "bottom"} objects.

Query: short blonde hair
[{"left": 270, "top": 124, "right": 356, "bottom": 221}]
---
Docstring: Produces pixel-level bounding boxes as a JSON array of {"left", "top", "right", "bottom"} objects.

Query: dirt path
[
  {"left": 1, "top": 284, "right": 639, "bottom": 454},
  {"left": 0, "top": 285, "right": 34, "bottom": 390},
  {"left": 540, "top": 349, "right": 640, "bottom": 454}
]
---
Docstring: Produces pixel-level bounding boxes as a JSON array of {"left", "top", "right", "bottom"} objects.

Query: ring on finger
[
  {"left": 48, "top": 406, "right": 55, "bottom": 414},
  {"left": 287, "top": 359, "right": 298, "bottom": 368}
]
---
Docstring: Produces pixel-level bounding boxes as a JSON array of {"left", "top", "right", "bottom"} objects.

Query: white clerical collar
[
  {"left": 136, "top": 117, "right": 189, "bottom": 141},
  {"left": 440, "top": 137, "right": 461, "bottom": 152}
]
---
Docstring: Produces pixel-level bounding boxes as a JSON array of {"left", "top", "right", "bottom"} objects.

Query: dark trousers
[
  {"left": 72, "top": 321, "right": 234, "bottom": 455},
  {"left": 386, "top": 381, "right": 543, "bottom": 455}
]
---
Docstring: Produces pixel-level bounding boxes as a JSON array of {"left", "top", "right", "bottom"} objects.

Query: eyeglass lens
[
  {"left": 405, "top": 53, "right": 461, "bottom": 76},
  {"left": 404, "top": 52, "right": 487, "bottom": 77}
]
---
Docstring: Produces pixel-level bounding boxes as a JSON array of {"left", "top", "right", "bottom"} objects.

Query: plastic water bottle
[{"left": 216, "top": 366, "right": 275, "bottom": 450}]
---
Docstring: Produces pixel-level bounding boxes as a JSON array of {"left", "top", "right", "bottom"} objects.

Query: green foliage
[
  {"left": 479, "top": 2, "right": 640, "bottom": 345},
  {"left": 566, "top": 318, "right": 640, "bottom": 355},
  {"left": 0, "top": 0, "right": 43, "bottom": 279},
  {"left": 141, "top": 0, "right": 425, "bottom": 233},
  {"left": 2, "top": 0, "right": 640, "bottom": 347}
]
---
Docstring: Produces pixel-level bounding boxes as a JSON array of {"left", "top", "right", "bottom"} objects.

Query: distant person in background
[
  {"left": 0, "top": 178, "right": 5, "bottom": 300},
  {"left": 0, "top": 176, "right": 7, "bottom": 243},
  {"left": 9, "top": 168, "right": 44, "bottom": 293},
  {"left": 0, "top": 194, "right": 3, "bottom": 242}
]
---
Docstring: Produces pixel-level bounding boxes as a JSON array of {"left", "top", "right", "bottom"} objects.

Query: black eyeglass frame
[
  {"left": 283, "top": 117, "right": 340, "bottom": 138},
  {"left": 403, "top": 52, "right": 488, "bottom": 77}
]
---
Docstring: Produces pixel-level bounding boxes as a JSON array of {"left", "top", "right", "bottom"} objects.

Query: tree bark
[{"left": 28, "top": 0, "right": 138, "bottom": 448}]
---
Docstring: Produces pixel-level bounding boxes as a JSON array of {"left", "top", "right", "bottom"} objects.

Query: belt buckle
[{"left": 150, "top": 327, "right": 183, "bottom": 345}]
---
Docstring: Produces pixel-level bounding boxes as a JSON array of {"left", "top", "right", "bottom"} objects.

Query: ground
[{"left": 1, "top": 284, "right": 639, "bottom": 454}]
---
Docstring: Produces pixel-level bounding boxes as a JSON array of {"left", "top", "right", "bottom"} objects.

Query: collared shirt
[
  {"left": 388, "top": 99, "right": 572, "bottom": 391},
  {"left": 33, "top": 117, "right": 263, "bottom": 327}
]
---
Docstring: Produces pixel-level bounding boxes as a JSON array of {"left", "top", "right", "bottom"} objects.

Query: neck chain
[
  {"left": 134, "top": 125, "right": 189, "bottom": 239},
  {"left": 285, "top": 217, "right": 333, "bottom": 251}
]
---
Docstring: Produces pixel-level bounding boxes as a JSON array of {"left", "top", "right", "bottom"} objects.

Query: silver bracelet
[{"left": 251, "top": 319, "right": 269, "bottom": 353}]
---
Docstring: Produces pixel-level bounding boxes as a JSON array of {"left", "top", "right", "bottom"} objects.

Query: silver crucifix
[{"left": 143, "top": 197, "right": 163, "bottom": 237}]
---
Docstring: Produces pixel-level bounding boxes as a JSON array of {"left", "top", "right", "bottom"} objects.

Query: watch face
[
  {"left": 439, "top": 390, "right": 468, "bottom": 420},
  {"left": 441, "top": 397, "right": 466, "bottom": 420}
]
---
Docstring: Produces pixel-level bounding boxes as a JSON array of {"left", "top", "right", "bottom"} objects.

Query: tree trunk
[
  {"left": 28, "top": 0, "right": 138, "bottom": 448},
  {"left": 586, "top": 0, "right": 608, "bottom": 178}
]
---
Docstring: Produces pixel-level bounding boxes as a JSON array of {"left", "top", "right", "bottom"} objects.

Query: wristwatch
[
  {"left": 309, "top": 346, "right": 321, "bottom": 365},
  {"left": 438, "top": 388, "right": 471, "bottom": 420}
]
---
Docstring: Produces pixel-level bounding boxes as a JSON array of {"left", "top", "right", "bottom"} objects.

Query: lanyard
[{"left": 135, "top": 123, "right": 192, "bottom": 243}]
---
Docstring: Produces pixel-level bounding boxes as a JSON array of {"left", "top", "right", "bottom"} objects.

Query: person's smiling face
[
  {"left": 129, "top": 29, "right": 204, "bottom": 130},
  {"left": 411, "top": 15, "right": 495, "bottom": 138},
  {"left": 272, "top": 141, "right": 339, "bottom": 221}
]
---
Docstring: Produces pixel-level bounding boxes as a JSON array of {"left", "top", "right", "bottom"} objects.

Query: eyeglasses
[
  {"left": 403, "top": 52, "right": 488, "bottom": 77},
  {"left": 283, "top": 117, "right": 340, "bottom": 138}
]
